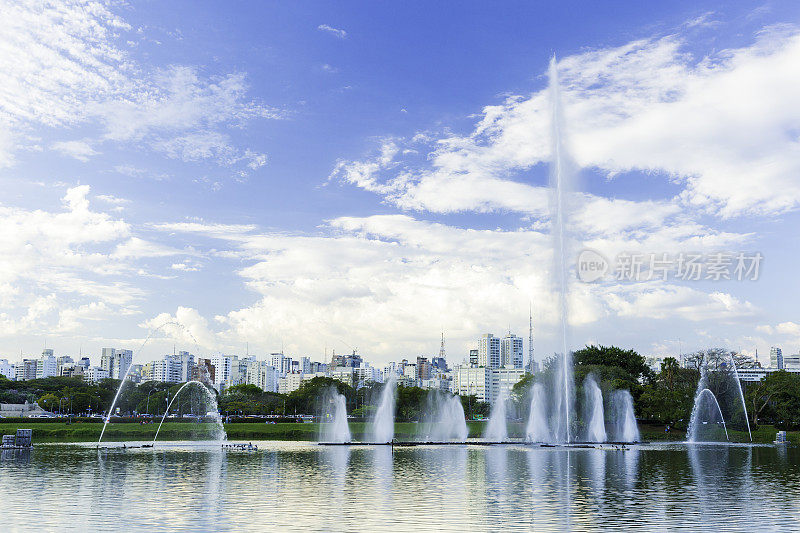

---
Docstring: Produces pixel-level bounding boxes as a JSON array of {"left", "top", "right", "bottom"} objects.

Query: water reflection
[{"left": 1, "top": 443, "right": 799, "bottom": 532}]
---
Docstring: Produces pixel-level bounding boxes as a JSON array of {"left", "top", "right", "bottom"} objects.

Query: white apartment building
[
  {"left": 85, "top": 366, "right": 109, "bottom": 383},
  {"left": 100, "top": 348, "right": 134, "bottom": 380},
  {"left": 245, "top": 361, "right": 279, "bottom": 393},
  {"left": 0, "top": 359, "right": 14, "bottom": 379},
  {"left": 355, "top": 365, "right": 382, "bottom": 385},
  {"left": 450, "top": 365, "right": 524, "bottom": 404},
  {"left": 37, "top": 351, "right": 58, "bottom": 379},
  {"left": 501, "top": 334, "right": 524, "bottom": 369},
  {"left": 770, "top": 346, "right": 783, "bottom": 369},
  {"left": 782, "top": 353, "right": 800, "bottom": 370},
  {"left": 451, "top": 366, "right": 492, "bottom": 402},
  {"left": 15, "top": 359, "right": 37, "bottom": 381},
  {"left": 491, "top": 367, "right": 526, "bottom": 404},
  {"left": 278, "top": 372, "right": 305, "bottom": 394},
  {"left": 479, "top": 334, "right": 501, "bottom": 369},
  {"left": 211, "top": 355, "right": 234, "bottom": 388}
]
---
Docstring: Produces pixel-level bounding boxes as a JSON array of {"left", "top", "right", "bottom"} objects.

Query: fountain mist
[
  {"left": 549, "top": 56, "right": 575, "bottom": 444},
  {"left": 484, "top": 391, "right": 509, "bottom": 442},
  {"left": 320, "top": 387, "right": 351, "bottom": 443},
  {"left": 688, "top": 388, "right": 729, "bottom": 442},
  {"left": 370, "top": 374, "right": 396, "bottom": 443},
  {"left": 583, "top": 375, "right": 606, "bottom": 443},
  {"left": 526, "top": 382, "right": 552, "bottom": 443},
  {"left": 153, "top": 381, "right": 225, "bottom": 443},
  {"left": 611, "top": 389, "right": 639, "bottom": 443},
  {"left": 425, "top": 392, "right": 468, "bottom": 442}
]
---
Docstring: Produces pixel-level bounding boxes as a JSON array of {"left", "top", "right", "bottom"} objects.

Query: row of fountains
[{"left": 321, "top": 372, "right": 640, "bottom": 445}]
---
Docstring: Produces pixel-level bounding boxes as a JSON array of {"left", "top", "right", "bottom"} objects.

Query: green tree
[
  {"left": 638, "top": 357, "right": 698, "bottom": 426},
  {"left": 573, "top": 345, "right": 654, "bottom": 385},
  {"left": 37, "top": 393, "right": 61, "bottom": 412},
  {"left": 746, "top": 371, "right": 800, "bottom": 428}
]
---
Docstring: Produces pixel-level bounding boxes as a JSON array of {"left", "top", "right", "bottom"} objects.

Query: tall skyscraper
[
  {"left": 478, "top": 334, "right": 501, "bottom": 368},
  {"left": 770, "top": 347, "right": 784, "bottom": 369},
  {"left": 37, "top": 350, "right": 57, "bottom": 378},
  {"left": 501, "top": 334, "right": 524, "bottom": 369}
]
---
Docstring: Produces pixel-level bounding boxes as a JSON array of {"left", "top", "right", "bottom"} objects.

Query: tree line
[{"left": 4, "top": 345, "right": 798, "bottom": 429}]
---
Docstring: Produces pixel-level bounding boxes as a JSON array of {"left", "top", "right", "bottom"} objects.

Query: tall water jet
[
  {"left": 425, "top": 392, "right": 468, "bottom": 442},
  {"left": 370, "top": 374, "right": 396, "bottom": 443},
  {"left": 583, "top": 375, "right": 606, "bottom": 443},
  {"left": 320, "top": 387, "right": 351, "bottom": 443},
  {"left": 526, "top": 382, "right": 552, "bottom": 443},
  {"left": 484, "top": 391, "right": 509, "bottom": 442},
  {"left": 548, "top": 56, "right": 575, "bottom": 444},
  {"left": 99, "top": 321, "right": 202, "bottom": 444},
  {"left": 688, "top": 388, "right": 729, "bottom": 442},
  {"left": 687, "top": 353, "right": 729, "bottom": 442},
  {"left": 153, "top": 381, "right": 226, "bottom": 443},
  {"left": 611, "top": 389, "right": 640, "bottom": 443},
  {"left": 728, "top": 353, "right": 752, "bottom": 441}
]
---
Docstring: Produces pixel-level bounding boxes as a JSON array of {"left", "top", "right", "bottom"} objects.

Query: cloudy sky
[{"left": 1, "top": 0, "right": 799, "bottom": 366}]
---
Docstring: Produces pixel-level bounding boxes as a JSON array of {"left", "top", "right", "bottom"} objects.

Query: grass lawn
[{"left": 1, "top": 420, "right": 795, "bottom": 444}]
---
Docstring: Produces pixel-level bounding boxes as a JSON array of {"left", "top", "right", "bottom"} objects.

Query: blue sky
[{"left": 1, "top": 0, "right": 799, "bottom": 366}]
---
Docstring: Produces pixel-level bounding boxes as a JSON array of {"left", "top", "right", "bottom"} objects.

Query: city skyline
[{"left": 2, "top": 1, "right": 800, "bottom": 367}]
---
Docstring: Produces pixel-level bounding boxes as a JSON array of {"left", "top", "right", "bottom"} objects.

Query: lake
[{"left": 1, "top": 442, "right": 798, "bottom": 531}]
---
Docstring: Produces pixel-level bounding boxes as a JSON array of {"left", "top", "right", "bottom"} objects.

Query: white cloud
[
  {"left": 0, "top": 2, "right": 279, "bottom": 177},
  {"left": 317, "top": 24, "right": 347, "bottom": 39},
  {"left": 331, "top": 25, "right": 800, "bottom": 218},
  {"left": 51, "top": 140, "right": 99, "bottom": 161},
  {"left": 0, "top": 186, "right": 180, "bottom": 337},
  {"left": 757, "top": 321, "right": 800, "bottom": 351},
  {"left": 140, "top": 307, "right": 217, "bottom": 350},
  {"left": 149, "top": 214, "right": 759, "bottom": 361},
  {"left": 95, "top": 194, "right": 129, "bottom": 205},
  {"left": 171, "top": 262, "right": 201, "bottom": 272}
]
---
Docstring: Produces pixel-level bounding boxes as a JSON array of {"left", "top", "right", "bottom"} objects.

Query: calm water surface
[{"left": 1, "top": 442, "right": 798, "bottom": 532}]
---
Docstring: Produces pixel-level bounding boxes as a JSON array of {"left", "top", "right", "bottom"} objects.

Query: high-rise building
[
  {"left": 85, "top": 366, "right": 109, "bottom": 383},
  {"left": 0, "top": 359, "right": 14, "bottom": 380},
  {"left": 770, "top": 347, "right": 784, "bottom": 369},
  {"left": 331, "top": 351, "right": 362, "bottom": 369},
  {"left": 245, "top": 360, "right": 278, "bottom": 393},
  {"left": 469, "top": 349, "right": 479, "bottom": 367},
  {"left": 300, "top": 356, "right": 311, "bottom": 374},
  {"left": 101, "top": 348, "right": 115, "bottom": 377},
  {"left": 490, "top": 367, "right": 526, "bottom": 404},
  {"left": 501, "top": 334, "right": 524, "bottom": 369},
  {"left": 416, "top": 356, "right": 431, "bottom": 381},
  {"left": 37, "top": 351, "right": 58, "bottom": 379},
  {"left": 211, "top": 354, "right": 234, "bottom": 388},
  {"left": 60, "top": 364, "right": 84, "bottom": 378},
  {"left": 114, "top": 349, "right": 133, "bottom": 380},
  {"left": 56, "top": 356, "right": 74, "bottom": 376},
  {"left": 451, "top": 365, "right": 491, "bottom": 402},
  {"left": 478, "top": 334, "right": 501, "bottom": 368},
  {"left": 16, "top": 359, "right": 37, "bottom": 381},
  {"left": 431, "top": 356, "right": 448, "bottom": 373}
]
